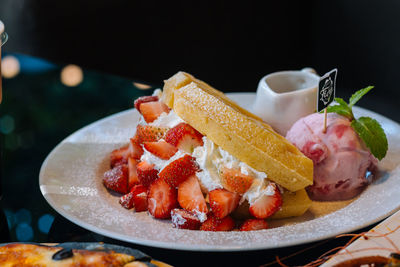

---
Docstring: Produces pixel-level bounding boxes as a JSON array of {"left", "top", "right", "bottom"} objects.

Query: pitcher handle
[{"left": 301, "top": 67, "right": 317, "bottom": 75}]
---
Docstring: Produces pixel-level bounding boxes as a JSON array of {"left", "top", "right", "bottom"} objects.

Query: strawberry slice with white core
[
  {"left": 239, "top": 219, "right": 269, "bottom": 231},
  {"left": 209, "top": 188, "right": 240, "bottom": 219},
  {"left": 147, "top": 178, "right": 178, "bottom": 219},
  {"left": 136, "top": 161, "right": 158, "bottom": 187},
  {"left": 139, "top": 101, "right": 170, "bottom": 123},
  {"left": 103, "top": 164, "right": 129, "bottom": 194},
  {"left": 129, "top": 136, "right": 144, "bottom": 160},
  {"left": 131, "top": 184, "right": 148, "bottom": 212},
  {"left": 127, "top": 157, "right": 139, "bottom": 190},
  {"left": 200, "top": 213, "right": 235, "bottom": 231},
  {"left": 110, "top": 145, "right": 130, "bottom": 168},
  {"left": 119, "top": 191, "right": 135, "bottom": 209},
  {"left": 171, "top": 208, "right": 202, "bottom": 230},
  {"left": 158, "top": 155, "right": 200, "bottom": 188},
  {"left": 134, "top": 95, "right": 159, "bottom": 111},
  {"left": 143, "top": 140, "right": 177, "bottom": 160},
  {"left": 136, "top": 125, "right": 168, "bottom": 143},
  {"left": 178, "top": 175, "right": 208, "bottom": 214},
  {"left": 165, "top": 123, "right": 204, "bottom": 153},
  {"left": 249, "top": 183, "right": 282, "bottom": 219},
  {"left": 220, "top": 167, "right": 254, "bottom": 194}
]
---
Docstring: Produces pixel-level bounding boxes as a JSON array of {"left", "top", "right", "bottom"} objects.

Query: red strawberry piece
[
  {"left": 134, "top": 95, "right": 159, "bottom": 111},
  {"left": 136, "top": 161, "right": 158, "bottom": 187},
  {"left": 110, "top": 145, "right": 130, "bottom": 168},
  {"left": 171, "top": 208, "right": 202, "bottom": 230},
  {"left": 119, "top": 191, "right": 135, "bottom": 209},
  {"left": 209, "top": 188, "right": 240, "bottom": 219},
  {"left": 200, "top": 213, "right": 235, "bottom": 231},
  {"left": 178, "top": 175, "right": 208, "bottom": 214},
  {"left": 128, "top": 157, "right": 139, "bottom": 190},
  {"left": 143, "top": 140, "right": 177, "bottom": 160},
  {"left": 103, "top": 164, "right": 129, "bottom": 194},
  {"left": 158, "top": 155, "right": 200, "bottom": 188},
  {"left": 136, "top": 125, "right": 168, "bottom": 143},
  {"left": 131, "top": 184, "right": 148, "bottom": 212},
  {"left": 147, "top": 178, "right": 178, "bottom": 219},
  {"left": 239, "top": 219, "right": 269, "bottom": 231},
  {"left": 139, "top": 101, "right": 170, "bottom": 123},
  {"left": 129, "top": 136, "right": 144, "bottom": 160},
  {"left": 165, "top": 123, "right": 204, "bottom": 153},
  {"left": 220, "top": 167, "right": 254, "bottom": 194},
  {"left": 249, "top": 184, "right": 282, "bottom": 219}
]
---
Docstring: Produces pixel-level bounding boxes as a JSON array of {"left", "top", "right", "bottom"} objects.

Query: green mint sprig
[{"left": 324, "top": 86, "right": 388, "bottom": 160}]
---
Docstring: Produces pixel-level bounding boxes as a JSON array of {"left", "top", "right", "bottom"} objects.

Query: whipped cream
[
  {"left": 150, "top": 110, "right": 184, "bottom": 128},
  {"left": 140, "top": 147, "right": 188, "bottom": 172},
  {"left": 193, "top": 136, "right": 272, "bottom": 204},
  {"left": 140, "top": 92, "right": 274, "bottom": 205}
]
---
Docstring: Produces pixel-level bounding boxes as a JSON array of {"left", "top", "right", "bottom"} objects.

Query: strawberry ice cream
[{"left": 286, "top": 113, "right": 377, "bottom": 201}]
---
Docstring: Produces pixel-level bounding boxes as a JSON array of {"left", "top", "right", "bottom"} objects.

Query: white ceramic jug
[{"left": 252, "top": 68, "right": 319, "bottom": 136}]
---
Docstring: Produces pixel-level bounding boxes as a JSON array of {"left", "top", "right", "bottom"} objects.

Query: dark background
[
  {"left": 0, "top": 1, "right": 399, "bottom": 264},
  {"left": 1, "top": 0, "right": 400, "bottom": 120}
]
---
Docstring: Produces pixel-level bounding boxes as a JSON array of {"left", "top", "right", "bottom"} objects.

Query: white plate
[{"left": 39, "top": 93, "right": 400, "bottom": 251}]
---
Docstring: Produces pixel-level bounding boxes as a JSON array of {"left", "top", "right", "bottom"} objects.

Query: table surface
[{"left": 0, "top": 53, "right": 397, "bottom": 267}]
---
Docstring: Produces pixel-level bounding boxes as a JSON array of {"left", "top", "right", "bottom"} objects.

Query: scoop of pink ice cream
[{"left": 286, "top": 113, "right": 377, "bottom": 201}]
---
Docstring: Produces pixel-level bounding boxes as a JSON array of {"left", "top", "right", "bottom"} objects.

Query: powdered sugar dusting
[
  {"left": 39, "top": 93, "right": 400, "bottom": 251},
  {"left": 171, "top": 212, "right": 186, "bottom": 226}
]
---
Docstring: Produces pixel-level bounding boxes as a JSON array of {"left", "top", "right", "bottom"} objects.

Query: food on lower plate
[
  {"left": 0, "top": 243, "right": 171, "bottom": 267},
  {"left": 286, "top": 86, "right": 387, "bottom": 201},
  {"left": 102, "top": 71, "right": 313, "bottom": 231}
]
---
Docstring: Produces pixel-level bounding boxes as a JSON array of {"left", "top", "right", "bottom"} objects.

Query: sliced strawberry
[
  {"left": 136, "top": 161, "right": 158, "bottom": 187},
  {"left": 129, "top": 136, "right": 144, "bottom": 160},
  {"left": 136, "top": 125, "right": 168, "bottom": 143},
  {"left": 139, "top": 101, "right": 170, "bottom": 123},
  {"left": 134, "top": 95, "right": 159, "bottom": 111},
  {"left": 158, "top": 155, "right": 200, "bottom": 187},
  {"left": 171, "top": 208, "right": 202, "bottom": 230},
  {"left": 249, "top": 184, "right": 282, "bottom": 219},
  {"left": 119, "top": 191, "right": 135, "bottom": 209},
  {"left": 209, "top": 189, "right": 240, "bottom": 219},
  {"left": 200, "top": 213, "right": 235, "bottom": 231},
  {"left": 165, "top": 123, "right": 204, "bottom": 153},
  {"left": 220, "top": 167, "right": 255, "bottom": 194},
  {"left": 110, "top": 145, "right": 130, "bottom": 167},
  {"left": 143, "top": 140, "right": 177, "bottom": 160},
  {"left": 178, "top": 175, "right": 208, "bottom": 214},
  {"left": 240, "top": 219, "right": 269, "bottom": 231},
  {"left": 103, "top": 164, "right": 129, "bottom": 194},
  {"left": 147, "top": 178, "right": 178, "bottom": 219},
  {"left": 131, "top": 184, "right": 148, "bottom": 212},
  {"left": 128, "top": 157, "right": 139, "bottom": 189}
]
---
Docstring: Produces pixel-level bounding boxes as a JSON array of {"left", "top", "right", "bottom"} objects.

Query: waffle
[{"left": 162, "top": 72, "right": 313, "bottom": 192}]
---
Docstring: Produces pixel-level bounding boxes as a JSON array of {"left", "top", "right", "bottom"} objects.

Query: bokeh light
[
  {"left": 15, "top": 223, "right": 33, "bottom": 241},
  {"left": 0, "top": 114, "right": 15, "bottom": 134},
  {"left": 15, "top": 209, "right": 32, "bottom": 224},
  {"left": 133, "top": 82, "right": 151, "bottom": 90},
  {"left": 38, "top": 214, "right": 54, "bottom": 234},
  {"left": 1, "top": 55, "right": 20, "bottom": 78},
  {"left": 60, "top": 64, "right": 83, "bottom": 87}
]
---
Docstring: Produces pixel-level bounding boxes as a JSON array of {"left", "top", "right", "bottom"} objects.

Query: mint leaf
[
  {"left": 335, "top": 97, "right": 350, "bottom": 108},
  {"left": 349, "top": 86, "right": 374, "bottom": 107},
  {"left": 326, "top": 105, "right": 353, "bottom": 118},
  {"left": 325, "top": 97, "right": 354, "bottom": 119},
  {"left": 351, "top": 117, "right": 388, "bottom": 160}
]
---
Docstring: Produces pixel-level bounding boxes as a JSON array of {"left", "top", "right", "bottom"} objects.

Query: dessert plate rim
[{"left": 39, "top": 92, "right": 400, "bottom": 251}]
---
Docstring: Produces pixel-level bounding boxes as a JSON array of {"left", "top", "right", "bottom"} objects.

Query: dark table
[{"left": 0, "top": 53, "right": 394, "bottom": 266}]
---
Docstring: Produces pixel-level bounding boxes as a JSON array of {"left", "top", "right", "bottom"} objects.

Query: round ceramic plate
[{"left": 39, "top": 93, "right": 400, "bottom": 251}]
